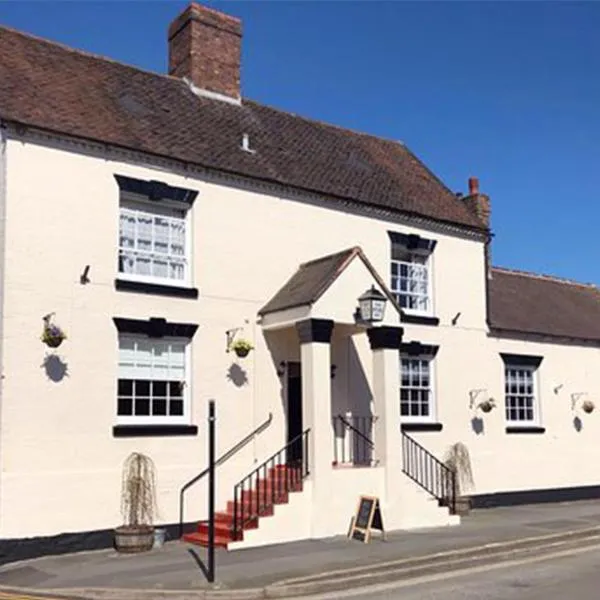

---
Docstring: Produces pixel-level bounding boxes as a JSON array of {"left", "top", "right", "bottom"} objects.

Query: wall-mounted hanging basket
[
  {"left": 231, "top": 339, "right": 254, "bottom": 358},
  {"left": 41, "top": 315, "right": 67, "bottom": 348}
]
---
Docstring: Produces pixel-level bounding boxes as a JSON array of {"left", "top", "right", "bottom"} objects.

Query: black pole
[{"left": 208, "top": 400, "right": 216, "bottom": 583}]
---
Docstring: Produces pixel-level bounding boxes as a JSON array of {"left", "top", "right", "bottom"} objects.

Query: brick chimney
[
  {"left": 463, "top": 177, "right": 493, "bottom": 283},
  {"left": 168, "top": 3, "right": 242, "bottom": 100},
  {"left": 463, "top": 176, "right": 491, "bottom": 229}
]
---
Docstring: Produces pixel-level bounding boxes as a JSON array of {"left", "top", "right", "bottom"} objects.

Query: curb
[
  {"left": 4, "top": 525, "right": 600, "bottom": 600},
  {"left": 269, "top": 523, "right": 600, "bottom": 589},
  {"left": 264, "top": 532, "right": 600, "bottom": 598},
  {"left": 0, "top": 587, "right": 266, "bottom": 600}
]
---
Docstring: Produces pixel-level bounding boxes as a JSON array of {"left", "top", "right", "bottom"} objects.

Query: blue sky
[{"left": 1, "top": 1, "right": 599, "bottom": 282}]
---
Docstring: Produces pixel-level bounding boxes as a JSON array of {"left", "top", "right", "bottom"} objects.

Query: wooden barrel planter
[{"left": 114, "top": 525, "right": 154, "bottom": 553}]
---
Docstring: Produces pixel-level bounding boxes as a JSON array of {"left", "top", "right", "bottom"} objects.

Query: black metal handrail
[
  {"left": 232, "top": 429, "right": 310, "bottom": 540},
  {"left": 178, "top": 412, "right": 273, "bottom": 537},
  {"left": 333, "top": 415, "right": 377, "bottom": 466},
  {"left": 401, "top": 430, "right": 456, "bottom": 514}
]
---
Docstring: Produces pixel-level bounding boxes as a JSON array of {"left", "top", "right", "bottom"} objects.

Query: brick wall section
[
  {"left": 464, "top": 193, "right": 491, "bottom": 228},
  {"left": 168, "top": 3, "right": 242, "bottom": 99},
  {"left": 463, "top": 177, "right": 491, "bottom": 228}
]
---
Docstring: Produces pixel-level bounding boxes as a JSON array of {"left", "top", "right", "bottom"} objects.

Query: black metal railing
[
  {"left": 333, "top": 415, "right": 376, "bottom": 466},
  {"left": 401, "top": 431, "right": 456, "bottom": 514},
  {"left": 232, "top": 429, "right": 310, "bottom": 540},
  {"left": 178, "top": 412, "right": 273, "bottom": 538}
]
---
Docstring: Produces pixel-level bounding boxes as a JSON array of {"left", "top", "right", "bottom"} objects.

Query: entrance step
[{"left": 182, "top": 465, "right": 305, "bottom": 550}]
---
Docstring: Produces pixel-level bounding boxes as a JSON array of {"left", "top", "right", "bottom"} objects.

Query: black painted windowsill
[
  {"left": 401, "top": 314, "right": 440, "bottom": 326},
  {"left": 401, "top": 422, "right": 443, "bottom": 432},
  {"left": 505, "top": 426, "right": 546, "bottom": 434},
  {"left": 115, "top": 278, "right": 199, "bottom": 299},
  {"left": 113, "top": 425, "right": 199, "bottom": 438}
]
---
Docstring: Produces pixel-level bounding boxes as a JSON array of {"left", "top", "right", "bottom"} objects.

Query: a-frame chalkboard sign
[{"left": 348, "top": 495, "right": 385, "bottom": 543}]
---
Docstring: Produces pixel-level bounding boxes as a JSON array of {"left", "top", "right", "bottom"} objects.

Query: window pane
[
  {"left": 119, "top": 339, "right": 135, "bottom": 360},
  {"left": 118, "top": 397, "right": 133, "bottom": 416},
  {"left": 118, "top": 379, "right": 133, "bottom": 396},
  {"left": 152, "top": 399, "right": 167, "bottom": 416},
  {"left": 136, "top": 380, "right": 151, "bottom": 397},
  {"left": 135, "top": 398, "right": 151, "bottom": 416},
  {"left": 170, "top": 400, "right": 184, "bottom": 416},
  {"left": 169, "top": 381, "right": 183, "bottom": 397},
  {"left": 153, "top": 381, "right": 167, "bottom": 397}
]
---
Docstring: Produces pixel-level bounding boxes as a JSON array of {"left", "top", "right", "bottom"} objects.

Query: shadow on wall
[
  {"left": 471, "top": 417, "right": 485, "bottom": 435},
  {"left": 226, "top": 363, "right": 248, "bottom": 387},
  {"left": 263, "top": 328, "right": 300, "bottom": 448},
  {"left": 41, "top": 353, "right": 69, "bottom": 382},
  {"left": 332, "top": 335, "right": 375, "bottom": 465},
  {"left": 333, "top": 334, "right": 372, "bottom": 416}
]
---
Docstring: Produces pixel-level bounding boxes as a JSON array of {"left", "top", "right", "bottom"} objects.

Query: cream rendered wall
[
  {"left": 0, "top": 131, "right": 528, "bottom": 542},
  {"left": 399, "top": 326, "right": 600, "bottom": 498}
]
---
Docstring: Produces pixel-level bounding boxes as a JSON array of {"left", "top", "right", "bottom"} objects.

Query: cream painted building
[{"left": 1, "top": 2, "right": 600, "bottom": 562}]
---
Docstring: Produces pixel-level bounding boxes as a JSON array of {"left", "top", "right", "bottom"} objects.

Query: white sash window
[{"left": 119, "top": 201, "right": 188, "bottom": 284}]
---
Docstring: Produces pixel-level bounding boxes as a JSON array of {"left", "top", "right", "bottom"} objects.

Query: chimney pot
[
  {"left": 168, "top": 3, "right": 242, "bottom": 100},
  {"left": 468, "top": 176, "right": 479, "bottom": 195}
]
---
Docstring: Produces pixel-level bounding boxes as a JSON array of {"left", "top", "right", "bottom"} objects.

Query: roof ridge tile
[
  {"left": 0, "top": 24, "right": 178, "bottom": 83},
  {"left": 492, "top": 266, "right": 599, "bottom": 291}
]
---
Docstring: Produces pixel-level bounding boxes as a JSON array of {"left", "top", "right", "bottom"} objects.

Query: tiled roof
[
  {"left": 489, "top": 268, "right": 600, "bottom": 342},
  {"left": 0, "top": 25, "right": 485, "bottom": 231},
  {"left": 259, "top": 248, "right": 357, "bottom": 315},
  {"left": 259, "top": 246, "right": 401, "bottom": 317}
]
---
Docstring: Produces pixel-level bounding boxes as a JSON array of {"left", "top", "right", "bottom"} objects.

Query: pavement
[
  {"left": 345, "top": 545, "right": 600, "bottom": 600},
  {"left": 1, "top": 501, "right": 600, "bottom": 599}
]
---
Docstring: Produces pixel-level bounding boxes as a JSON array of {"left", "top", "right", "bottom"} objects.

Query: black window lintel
[
  {"left": 500, "top": 353, "right": 544, "bottom": 368},
  {"left": 388, "top": 231, "right": 437, "bottom": 252},
  {"left": 115, "top": 174, "right": 198, "bottom": 205},
  {"left": 400, "top": 341, "right": 439, "bottom": 357},
  {"left": 113, "top": 317, "right": 198, "bottom": 339}
]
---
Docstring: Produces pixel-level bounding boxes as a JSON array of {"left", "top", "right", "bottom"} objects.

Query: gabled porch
[{"left": 185, "top": 246, "right": 458, "bottom": 550}]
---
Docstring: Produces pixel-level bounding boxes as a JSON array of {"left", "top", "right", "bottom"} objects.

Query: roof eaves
[{"left": 1, "top": 119, "right": 488, "bottom": 237}]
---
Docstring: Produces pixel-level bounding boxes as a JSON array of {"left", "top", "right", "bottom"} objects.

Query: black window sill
[
  {"left": 401, "top": 314, "right": 440, "bottom": 326},
  {"left": 113, "top": 425, "right": 198, "bottom": 438},
  {"left": 505, "top": 426, "right": 546, "bottom": 434},
  {"left": 115, "top": 279, "right": 199, "bottom": 299},
  {"left": 401, "top": 422, "right": 443, "bottom": 432}
]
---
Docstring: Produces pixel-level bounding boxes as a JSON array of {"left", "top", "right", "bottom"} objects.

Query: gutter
[
  {"left": 484, "top": 229, "right": 494, "bottom": 331},
  {"left": 0, "top": 121, "right": 7, "bottom": 530}
]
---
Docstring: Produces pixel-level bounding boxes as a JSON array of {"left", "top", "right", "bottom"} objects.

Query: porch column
[
  {"left": 296, "top": 318, "right": 334, "bottom": 536},
  {"left": 367, "top": 326, "right": 404, "bottom": 499}
]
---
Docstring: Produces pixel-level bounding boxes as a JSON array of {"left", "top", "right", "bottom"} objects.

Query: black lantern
[{"left": 357, "top": 286, "right": 387, "bottom": 323}]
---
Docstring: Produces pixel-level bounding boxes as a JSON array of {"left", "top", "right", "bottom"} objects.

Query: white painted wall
[
  {"left": 229, "top": 481, "right": 313, "bottom": 550},
  {"left": 1, "top": 132, "right": 598, "bottom": 546}
]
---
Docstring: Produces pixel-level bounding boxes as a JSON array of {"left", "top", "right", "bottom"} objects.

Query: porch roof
[{"left": 258, "top": 246, "right": 401, "bottom": 318}]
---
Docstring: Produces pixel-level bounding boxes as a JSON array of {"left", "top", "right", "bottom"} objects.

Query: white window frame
[
  {"left": 390, "top": 248, "right": 433, "bottom": 316},
  {"left": 118, "top": 195, "right": 193, "bottom": 288},
  {"left": 399, "top": 353, "right": 436, "bottom": 422},
  {"left": 116, "top": 334, "right": 192, "bottom": 426},
  {"left": 504, "top": 363, "right": 540, "bottom": 426}
]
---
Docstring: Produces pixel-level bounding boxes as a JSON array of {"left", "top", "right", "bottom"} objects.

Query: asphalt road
[{"left": 318, "top": 545, "right": 600, "bottom": 600}]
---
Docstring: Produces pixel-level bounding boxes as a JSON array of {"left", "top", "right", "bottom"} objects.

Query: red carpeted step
[
  {"left": 226, "top": 501, "right": 275, "bottom": 517},
  {"left": 197, "top": 520, "right": 256, "bottom": 537},
  {"left": 182, "top": 465, "right": 305, "bottom": 549},
  {"left": 182, "top": 531, "right": 232, "bottom": 548},
  {"left": 240, "top": 489, "right": 290, "bottom": 504}
]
